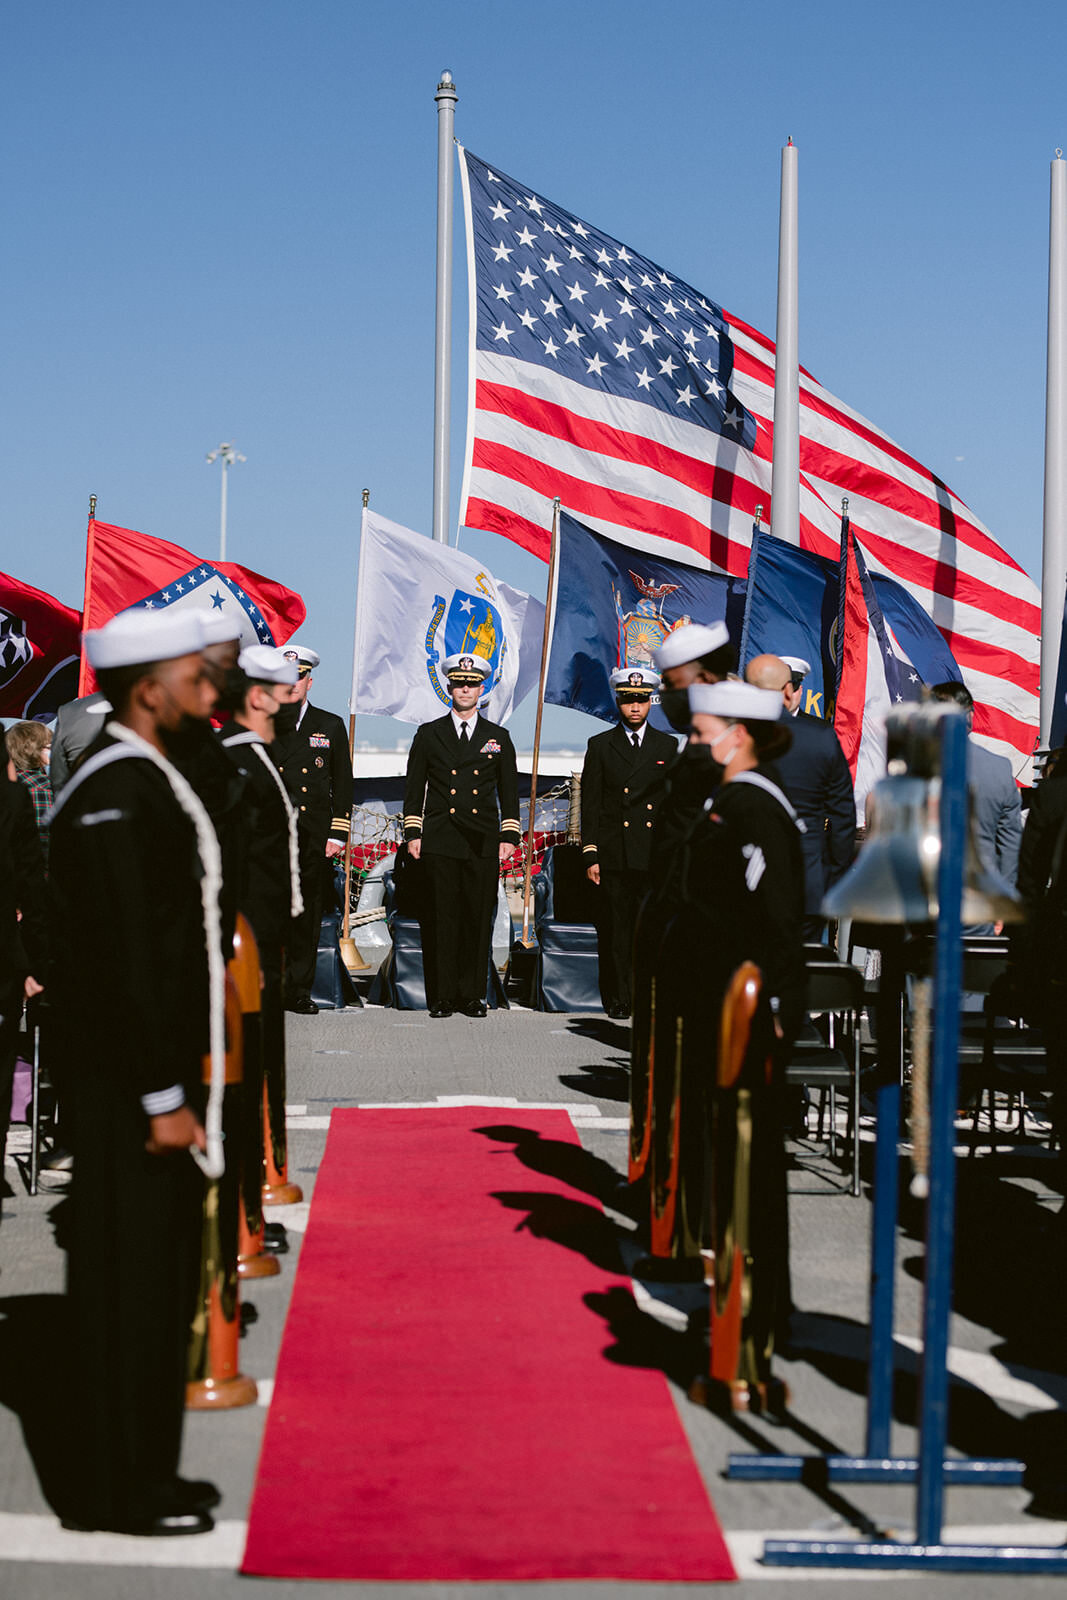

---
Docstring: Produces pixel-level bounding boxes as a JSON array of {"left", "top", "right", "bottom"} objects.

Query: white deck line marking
[
  {"left": 727, "top": 1523, "right": 1067, "bottom": 1579},
  {"left": 284, "top": 1115, "right": 331, "bottom": 1130},
  {"left": 255, "top": 1377, "right": 274, "bottom": 1407},
  {"left": 355, "top": 1096, "right": 598, "bottom": 1116},
  {"left": 893, "top": 1335, "right": 1067, "bottom": 1411},
  {"left": 0, "top": 1512, "right": 247, "bottom": 1567},
  {"left": 263, "top": 1201, "right": 310, "bottom": 1233},
  {"left": 2, "top": 1513, "right": 1061, "bottom": 1575},
  {"left": 283, "top": 1103, "right": 307, "bottom": 1115}
]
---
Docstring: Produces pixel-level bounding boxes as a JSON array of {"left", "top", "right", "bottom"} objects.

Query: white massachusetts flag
[{"left": 351, "top": 510, "right": 545, "bottom": 725}]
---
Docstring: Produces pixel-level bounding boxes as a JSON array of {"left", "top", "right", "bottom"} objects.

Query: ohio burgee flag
[
  {"left": 351, "top": 510, "right": 545, "bottom": 725},
  {"left": 458, "top": 147, "right": 1039, "bottom": 776}
]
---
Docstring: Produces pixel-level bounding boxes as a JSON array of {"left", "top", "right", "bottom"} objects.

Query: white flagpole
[
  {"left": 1041, "top": 149, "right": 1067, "bottom": 746},
  {"left": 770, "top": 138, "right": 800, "bottom": 547},
  {"left": 520, "top": 498, "right": 561, "bottom": 947},
  {"left": 432, "top": 70, "right": 458, "bottom": 545},
  {"left": 340, "top": 490, "right": 371, "bottom": 973}
]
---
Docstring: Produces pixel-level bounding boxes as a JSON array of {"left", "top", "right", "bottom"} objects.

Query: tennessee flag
[
  {"left": 79, "top": 518, "right": 306, "bottom": 693},
  {"left": 0, "top": 572, "right": 81, "bottom": 719}
]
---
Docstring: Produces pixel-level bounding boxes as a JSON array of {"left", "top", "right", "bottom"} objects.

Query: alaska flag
[
  {"left": 544, "top": 512, "right": 746, "bottom": 727},
  {"left": 740, "top": 528, "right": 961, "bottom": 723}
]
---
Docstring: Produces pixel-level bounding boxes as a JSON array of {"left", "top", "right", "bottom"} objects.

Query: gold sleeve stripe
[
  {"left": 582, "top": 844, "right": 597, "bottom": 854},
  {"left": 403, "top": 815, "right": 424, "bottom": 825},
  {"left": 331, "top": 817, "right": 351, "bottom": 832},
  {"left": 500, "top": 818, "right": 521, "bottom": 829}
]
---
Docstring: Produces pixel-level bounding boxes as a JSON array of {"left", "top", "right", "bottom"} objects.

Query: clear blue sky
[{"left": 3, "top": 0, "right": 1063, "bottom": 747}]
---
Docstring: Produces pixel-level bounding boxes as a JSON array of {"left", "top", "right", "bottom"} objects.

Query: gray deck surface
[{"left": 2, "top": 999, "right": 1066, "bottom": 1597}]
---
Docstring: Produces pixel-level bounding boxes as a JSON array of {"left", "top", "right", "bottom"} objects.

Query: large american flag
[{"left": 458, "top": 148, "right": 1040, "bottom": 776}]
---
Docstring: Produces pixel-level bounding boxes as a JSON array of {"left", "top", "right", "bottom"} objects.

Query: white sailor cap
[
  {"left": 780, "top": 655, "right": 812, "bottom": 681},
  {"left": 443, "top": 652, "right": 492, "bottom": 682},
  {"left": 85, "top": 607, "right": 207, "bottom": 671},
  {"left": 281, "top": 644, "right": 320, "bottom": 673},
  {"left": 654, "top": 621, "right": 730, "bottom": 672},
  {"left": 200, "top": 611, "right": 243, "bottom": 645},
  {"left": 688, "top": 680, "right": 784, "bottom": 722},
  {"left": 610, "top": 665, "right": 660, "bottom": 696},
  {"left": 239, "top": 645, "right": 299, "bottom": 685}
]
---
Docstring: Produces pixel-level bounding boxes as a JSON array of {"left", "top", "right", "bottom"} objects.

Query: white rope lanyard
[{"left": 251, "top": 743, "right": 305, "bottom": 919}]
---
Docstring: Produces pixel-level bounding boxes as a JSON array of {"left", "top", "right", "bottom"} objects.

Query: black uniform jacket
[
  {"left": 581, "top": 722, "right": 678, "bottom": 872},
  {"left": 687, "top": 769, "right": 807, "bottom": 1043},
  {"left": 403, "top": 714, "right": 521, "bottom": 860},
  {"left": 49, "top": 734, "right": 210, "bottom": 1104},
  {"left": 772, "top": 710, "right": 856, "bottom": 915},
  {"left": 0, "top": 779, "right": 47, "bottom": 995},
  {"left": 217, "top": 722, "right": 297, "bottom": 952},
  {"left": 272, "top": 702, "right": 353, "bottom": 852}
]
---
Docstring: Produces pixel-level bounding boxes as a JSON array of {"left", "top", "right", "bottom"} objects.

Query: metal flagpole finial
[
  {"left": 1057, "top": 148, "right": 1064, "bottom": 160},
  {"left": 88, "top": 493, "right": 97, "bottom": 521},
  {"left": 362, "top": 488, "right": 370, "bottom": 509},
  {"left": 842, "top": 496, "right": 850, "bottom": 515},
  {"left": 436, "top": 69, "right": 457, "bottom": 100},
  {"left": 755, "top": 502, "right": 763, "bottom": 527}
]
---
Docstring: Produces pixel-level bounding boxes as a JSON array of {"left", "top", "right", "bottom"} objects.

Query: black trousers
[
  {"left": 420, "top": 850, "right": 498, "bottom": 1008},
  {"left": 594, "top": 866, "right": 650, "bottom": 1013},
  {"left": 65, "top": 1068, "right": 204, "bottom": 1528},
  {"left": 285, "top": 845, "right": 329, "bottom": 1002}
]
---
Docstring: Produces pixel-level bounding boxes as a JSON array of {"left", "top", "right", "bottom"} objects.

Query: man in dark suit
[
  {"left": 746, "top": 653, "right": 856, "bottom": 940},
  {"left": 581, "top": 666, "right": 677, "bottom": 1017},
  {"left": 271, "top": 644, "right": 354, "bottom": 1014},
  {"left": 929, "top": 679, "right": 1022, "bottom": 934},
  {"left": 403, "top": 652, "right": 520, "bottom": 1018}
]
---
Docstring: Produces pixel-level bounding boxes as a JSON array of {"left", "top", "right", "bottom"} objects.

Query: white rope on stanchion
[{"left": 106, "top": 723, "right": 227, "bottom": 1181}]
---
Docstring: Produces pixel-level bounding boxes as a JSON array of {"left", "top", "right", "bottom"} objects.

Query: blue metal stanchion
[{"left": 732, "top": 711, "right": 1066, "bottom": 1573}]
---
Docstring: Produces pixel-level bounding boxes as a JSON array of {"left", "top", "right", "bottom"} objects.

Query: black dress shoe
[
  {"left": 261, "top": 1227, "right": 289, "bottom": 1255},
  {"left": 461, "top": 1000, "right": 488, "bottom": 1018},
  {"left": 429, "top": 1004, "right": 454, "bottom": 1018},
  {"left": 606, "top": 1005, "right": 630, "bottom": 1020},
  {"left": 285, "top": 996, "right": 319, "bottom": 1015},
  {"left": 128, "top": 1509, "right": 216, "bottom": 1537},
  {"left": 170, "top": 1477, "right": 222, "bottom": 1513}
]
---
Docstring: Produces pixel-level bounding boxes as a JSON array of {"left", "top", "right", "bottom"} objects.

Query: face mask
[
  {"left": 660, "top": 687, "right": 692, "bottom": 733},
  {"left": 214, "top": 665, "right": 248, "bottom": 715},
  {"left": 158, "top": 714, "right": 212, "bottom": 762},
  {"left": 274, "top": 701, "right": 300, "bottom": 736}
]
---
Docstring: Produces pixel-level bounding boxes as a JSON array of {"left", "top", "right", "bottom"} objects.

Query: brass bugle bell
[{"left": 823, "top": 706, "right": 1023, "bottom": 927}]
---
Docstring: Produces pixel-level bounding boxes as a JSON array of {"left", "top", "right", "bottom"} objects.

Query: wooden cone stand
[
  {"left": 263, "top": 959, "right": 302, "bottom": 1207},
  {"left": 186, "top": 967, "right": 258, "bottom": 1410},
  {"left": 232, "top": 916, "right": 279, "bottom": 1280}
]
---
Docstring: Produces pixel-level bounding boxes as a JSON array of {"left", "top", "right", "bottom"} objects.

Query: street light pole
[{"left": 206, "top": 441, "right": 246, "bottom": 562}]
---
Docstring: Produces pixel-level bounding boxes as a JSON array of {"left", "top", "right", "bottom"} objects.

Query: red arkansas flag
[
  {"left": 0, "top": 572, "right": 82, "bottom": 720},
  {"left": 79, "top": 520, "right": 306, "bottom": 693}
]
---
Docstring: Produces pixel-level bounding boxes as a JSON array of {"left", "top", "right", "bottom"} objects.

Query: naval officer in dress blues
[
  {"left": 271, "top": 644, "right": 354, "bottom": 1013},
  {"left": 403, "top": 653, "right": 520, "bottom": 1018},
  {"left": 581, "top": 666, "right": 677, "bottom": 1018}
]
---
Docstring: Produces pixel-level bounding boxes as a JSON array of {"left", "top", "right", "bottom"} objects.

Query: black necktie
[
  {"left": 630, "top": 731, "right": 640, "bottom": 749},
  {"left": 460, "top": 723, "right": 470, "bottom": 743}
]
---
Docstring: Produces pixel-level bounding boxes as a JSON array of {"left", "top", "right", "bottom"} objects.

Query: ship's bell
[{"left": 823, "top": 709, "right": 1023, "bottom": 927}]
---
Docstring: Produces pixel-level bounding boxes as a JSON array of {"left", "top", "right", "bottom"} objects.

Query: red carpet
[{"left": 241, "top": 1107, "right": 736, "bottom": 1582}]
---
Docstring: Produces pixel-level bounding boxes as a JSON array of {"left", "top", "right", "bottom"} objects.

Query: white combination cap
[
  {"left": 84, "top": 607, "right": 207, "bottom": 671},
  {"left": 610, "top": 665, "right": 660, "bottom": 693},
  {"left": 780, "top": 655, "right": 812, "bottom": 679},
  {"left": 239, "top": 645, "right": 299, "bottom": 685},
  {"left": 200, "top": 611, "right": 243, "bottom": 645},
  {"left": 443, "top": 652, "right": 492, "bottom": 681},
  {"left": 688, "top": 680, "right": 784, "bottom": 722},
  {"left": 281, "top": 644, "right": 321, "bottom": 670},
  {"left": 654, "top": 620, "right": 730, "bottom": 671}
]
